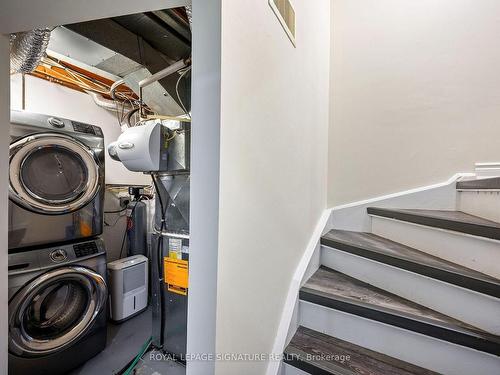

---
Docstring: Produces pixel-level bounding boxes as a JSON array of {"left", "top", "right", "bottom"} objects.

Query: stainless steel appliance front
[
  {"left": 8, "top": 266, "right": 106, "bottom": 356},
  {"left": 8, "top": 238, "right": 108, "bottom": 375},
  {"left": 8, "top": 110, "right": 105, "bottom": 250}
]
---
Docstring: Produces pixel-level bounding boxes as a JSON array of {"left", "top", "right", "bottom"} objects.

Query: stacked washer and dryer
[{"left": 8, "top": 110, "right": 108, "bottom": 375}]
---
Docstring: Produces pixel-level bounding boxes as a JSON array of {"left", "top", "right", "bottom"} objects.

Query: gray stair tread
[
  {"left": 285, "top": 326, "right": 437, "bottom": 375},
  {"left": 321, "top": 229, "right": 500, "bottom": 297},
  {"left": 369, "top": 208, "right": 500, "bottom": 228},
  {"left": 367, "top": 208, "right": 500, "bottom": 240},
  {"left": 457, "top": 177, "right": 500, "bottom": 190},
  {"left": 304, "top": 267, "right": 482, "bottom": 332},
  {"left": 301, "top": 269, "right": 500, "bottom": 355}
]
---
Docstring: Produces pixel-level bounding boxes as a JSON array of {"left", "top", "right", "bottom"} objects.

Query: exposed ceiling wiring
[
  {"left": 175, "top": 66, "right": 191, "bottom": 119},
  {"left": 23, "top": 52, "right": 189, "bottom": 127},
  {"left": 36, "top": 55, "right": 138, "bottom": 102},
  {"left": 27, "top": 54, "right": 153, "bottom": 128}
]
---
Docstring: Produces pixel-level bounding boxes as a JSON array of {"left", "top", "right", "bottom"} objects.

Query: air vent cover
[{"left": 269, "top": 0, "right": 296, "bottom": 46}]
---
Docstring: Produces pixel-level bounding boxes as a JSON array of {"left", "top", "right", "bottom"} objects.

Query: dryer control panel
[
  {"left": 72, "top": 120, "right": 103, "bottom": 136},
  {"left": 11, "top": 109, "right": 104, "bottom": 140}
]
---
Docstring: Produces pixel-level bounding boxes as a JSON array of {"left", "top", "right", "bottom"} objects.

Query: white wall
[
  {"left": 0, "top": 35, "right": 10, "bottom": 375},
  {"left": 216, "top": 1, "right": 330, "bottom": 374},
  {"left": 329, "top": 0, "right": 500, "bottom": 206}
]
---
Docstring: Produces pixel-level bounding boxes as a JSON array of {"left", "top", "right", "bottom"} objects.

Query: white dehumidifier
[{"left": 108, "top": 255, "right": 148, "bottom": 322}]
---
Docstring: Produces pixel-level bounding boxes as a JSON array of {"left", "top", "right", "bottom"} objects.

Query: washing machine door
[
  {"left": 8, "top": 266, "right": 107, "bottom": 357},
  {"left": 9, "top": 133, "right": 101, "bottom": 214}
]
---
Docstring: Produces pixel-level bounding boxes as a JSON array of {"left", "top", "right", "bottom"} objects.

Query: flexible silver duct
[{"left": 10, "top": 28, "right": 52, "bottom": 74}]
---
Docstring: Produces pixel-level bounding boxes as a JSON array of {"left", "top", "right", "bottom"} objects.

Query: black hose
[
  {"left": 151, "top": 174, "right": 167, "bottom": 278},
  {"left": 151, "top": 173, "right": 167, "bottom": 346},
  {"left": 125, "top": 107, "right": 140, "bottom": 127}
]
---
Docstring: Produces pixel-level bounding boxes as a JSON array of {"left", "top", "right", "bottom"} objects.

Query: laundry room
[{"left": 7, "top": 5, "right": 193, "bottom": 375}]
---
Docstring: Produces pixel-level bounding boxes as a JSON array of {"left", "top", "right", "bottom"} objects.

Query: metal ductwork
[
  {"left": 63, "top": 8, "right": 192, "bottom": 117},
  {"left": 10, "top": 28, "right": 52, "bottom": 74},
  {"left": 9, "top": 7, "right": 192, "bottom": 118}
]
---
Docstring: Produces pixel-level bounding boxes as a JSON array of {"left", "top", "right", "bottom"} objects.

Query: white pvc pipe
[
  {"left": 138, "top": 59, "right": 187, "bottom": 89},
  {"left": 86, "top": 90, "right": 120, "bottom": 112},
  {"left": 109, "top": 78, "right": 125, "bottom": 100}
]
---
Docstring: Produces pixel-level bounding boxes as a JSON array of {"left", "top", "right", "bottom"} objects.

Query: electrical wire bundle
[
  {"left": 30, "top": 55, "right": 145, "bottom": 128},
  {"left": 175, "top": 65, "right": 191, "bottom": 119},
  {"left": 39, "top": 55, "right": 136, "bottom": 100},
  {"left": 29, "top": 53, "right": 192, "bottom": 127}
]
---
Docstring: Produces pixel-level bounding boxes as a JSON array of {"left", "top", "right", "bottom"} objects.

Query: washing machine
[
  {"left": 9, "top": 110, "right": 105, "bottom": 251},
  {"left": 8, "top": 238, "right": 108, "bottom": 375}
]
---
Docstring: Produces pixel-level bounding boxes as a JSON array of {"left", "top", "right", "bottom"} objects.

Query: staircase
[{"left": 282, "top": 177, "right": 500, "bottom": 375}]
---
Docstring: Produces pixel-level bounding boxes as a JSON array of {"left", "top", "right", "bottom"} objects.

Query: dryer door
[
  {"left": 8, "top": 266, "right": 107, "bottom": 357},
  {"left": 9, "top": 133, "right": 101, "bottom": 214}
]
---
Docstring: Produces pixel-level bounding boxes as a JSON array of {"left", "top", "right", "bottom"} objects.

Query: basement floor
[
  {"left": 69, "top": 306, "right": 186, "bottom": 375},
  {"left": 69, "top": 307, "right": 152, "bottom": 375}
]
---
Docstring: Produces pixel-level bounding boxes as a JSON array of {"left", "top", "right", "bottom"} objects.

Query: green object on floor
[{"left": 124, "top": 337, "right": 152, "bottom": 375}]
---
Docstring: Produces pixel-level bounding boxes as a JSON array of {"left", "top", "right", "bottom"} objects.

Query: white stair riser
[
  {"left": 458, "top": 191, "right": 500, "bottom": 223},
  {"left": 321, "top": 246, "right": 500, "bottom": 335},
  {"left": 371, "top": 216, "right": 500, "bottom": 279},
  {"left": 299, "top": 301, "right": 500, "bottom": 375},
  {"left": 281, "top": 363, "right": 310, "bottom": 375}
]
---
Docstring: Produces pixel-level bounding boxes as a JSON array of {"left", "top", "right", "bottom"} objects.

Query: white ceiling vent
[{"left": 269, "top": 0, "right": 296, "bottom": 47}]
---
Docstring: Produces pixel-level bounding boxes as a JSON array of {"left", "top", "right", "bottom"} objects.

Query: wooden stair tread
[
  {"left": 301, "top": 267, "right": 500, "bottom": 356},
  {"left": 367, "top": 208, "right": 500, "bottom": 240},
  {"left": 321, "top": 229, "right": 500, "bottom": 297},
  {"left": 285, "top": 326, "right": 438, "bottom": 375}
]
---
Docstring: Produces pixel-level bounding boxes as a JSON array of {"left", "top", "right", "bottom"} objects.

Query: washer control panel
[
  {"left": 8, "top": 238, "right": 106, "bottom": 275},
  {"left": 73, "top": 241, "right": 99, "bottom": 258}
]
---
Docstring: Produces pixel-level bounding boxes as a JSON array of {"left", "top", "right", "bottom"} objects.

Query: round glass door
[
  {"left": 8, "top": 266, "right": 106, "bottom": 357},
  {"left": 9, "top": 133, "right": 100, "bottom": 214}
]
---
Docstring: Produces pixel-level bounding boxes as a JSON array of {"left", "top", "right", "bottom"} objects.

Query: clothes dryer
[{"left": 9, "top": 110, "right": 105, "bottom": 250}]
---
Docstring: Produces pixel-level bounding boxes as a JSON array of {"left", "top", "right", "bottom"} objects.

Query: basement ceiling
[{"left": 50, "top": 8, "right": 192, "bottom": 116}]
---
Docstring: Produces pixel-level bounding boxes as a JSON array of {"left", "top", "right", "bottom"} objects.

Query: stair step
[
  {"left": 300, "top": 267, "right": 500, "bottom": 356},
  {"left": 284, "top": 326, "right": 437, "bottom": 375},
  {"left": 457, "top": 177, "right": 500, "bottom": 190},
  {"left": 370, "top": 211, "right": 500, "bottom": 279},
  {"left": 367, "top": 208, "right": 500, "bottom": 240},
  {"left": 321, "top": 243, "right": 500, "bottom": 335},
  {"left": 321, "top": 229, "right": 500, "bottom": 298}
]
